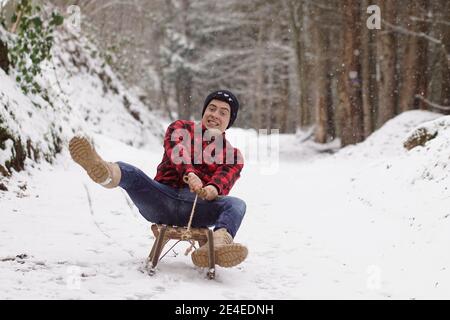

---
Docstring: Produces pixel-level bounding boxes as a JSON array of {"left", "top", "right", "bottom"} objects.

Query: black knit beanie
[{"left": 202, "top": 90, "right": 239, "bottom": 129}]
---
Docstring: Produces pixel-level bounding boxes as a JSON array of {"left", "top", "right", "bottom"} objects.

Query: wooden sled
[{"left": 145, "top": 224, "right": 216, "bottom": 280}]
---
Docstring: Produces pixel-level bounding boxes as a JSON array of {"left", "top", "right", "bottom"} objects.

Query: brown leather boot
[
  {"left": 69, "top": 136, "right": 121, "bottom": 188},
  {"left": 191, "top": 228, "right": 248, "bottom": 268}
]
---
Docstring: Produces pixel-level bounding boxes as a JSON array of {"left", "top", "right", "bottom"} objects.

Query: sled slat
[
  {"left": 151, "top": 224, "right": 208, "bottom": 241},
  {"left": 147, "top": 224, "right": 216, "bottom": 279}
]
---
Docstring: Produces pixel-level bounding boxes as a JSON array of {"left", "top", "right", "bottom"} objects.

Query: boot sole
[
  {"left": 191, "top": 244, "right": 248, "bottom": 268},
  {"left": 191, "top": 249, "right": 210, "bottom": 268},
  {"left": 69, "top": 137, "right": 110, "bottom": 184},
  {"left": 216, "top": 244, "right": 248, "bottom": 268}
]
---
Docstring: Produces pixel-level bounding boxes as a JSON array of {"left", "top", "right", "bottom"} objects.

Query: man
[{"left": 69, "top": 89, "right": 248, "bottom": 268}]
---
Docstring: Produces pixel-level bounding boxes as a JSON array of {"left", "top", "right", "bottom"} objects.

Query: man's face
[{"left": 201, "top": 99, "right": 231, "bottom": 133}]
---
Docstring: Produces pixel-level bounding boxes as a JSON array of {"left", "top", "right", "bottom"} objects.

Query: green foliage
[{"left": 8, "top": 0, "right": 64, "bottom": 95}]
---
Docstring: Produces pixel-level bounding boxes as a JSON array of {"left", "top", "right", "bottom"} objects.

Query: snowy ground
[{"left": 1, "top": 110, "right": 450, "bottom": 299}]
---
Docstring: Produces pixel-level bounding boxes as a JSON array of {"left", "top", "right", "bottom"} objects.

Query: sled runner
[
  {"left": 145, "top": 223, "right": 216, "bottom": 280},
  {"left": 144, "top": 175, "right": 218, "bottom": 279}
]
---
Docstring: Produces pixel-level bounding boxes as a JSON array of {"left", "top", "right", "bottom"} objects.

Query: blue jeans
[{"left": 117, "top": 162, "right": 246, "bottom": 238}]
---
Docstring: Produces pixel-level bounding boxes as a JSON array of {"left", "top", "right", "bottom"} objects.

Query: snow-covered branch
[
  {"left": 410, "top": 16, "right": 450, "bottom": 27},
  {"left": 415, "top": 95, "right": 450, "bottom": 111},
  {"left": 86, "top": 0, "right": 142, "bottom": 16},
  {"left": 382, "top": 20, "right": 442, "bottom": 45}
]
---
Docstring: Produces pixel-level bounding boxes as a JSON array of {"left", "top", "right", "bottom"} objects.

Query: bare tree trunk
[
  {"left": 9, "top": 9, "right": 23, "bottom": 34},
  {"left": 286, "top": 55, "right": 299, "bottom": 133},
  {"left": 300, "top": 5, "right": 313, "bottom": 127},
  {"left": 265, "top": 26, "right": 277, "bottom": 130},
  {"left": 339, "top": 0, "right": 364, "bottom": 146},
  {"left": 175, "top": 0, "right": 193, "bottom": 120},
  {"left": 376, "top": 0, "right": 397, "bottom": 128},
  {"left": 398, "top": 0, "right": 430, "bottom": 112},
  {"left": 325, "top": 25, "right": 335, "bottom": 140},
  {"left": 439, "top": 0, "right": 450, "bottom": 107},
  {"left": 360, "top": 0, "right": 375, "bottom": 137},
  {"left": 284, "top": 0, "right": 310, "bottom": 127},
  {"left": 0, "top": 39, "right": 9, "bottom": 73},
  {"left": 252, "top": 21, "right": 265, "bottom": 130},
  {"left": 312, "top": 12, "right": 332, "bottom": 143},
  {"left": 266, "top": 66, "right": 274, "bottom": 130},
  {"left": 277, "top": 64, "right": 290, "bottom": 133},
  {"left": 416, "top": 2, "right": 430, "bottom": 110}
]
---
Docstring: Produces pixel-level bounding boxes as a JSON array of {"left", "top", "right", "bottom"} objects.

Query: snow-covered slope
[
  {"left": 403, "top": 115, "right": 450, "bottom": 184},
  {"left": 336, "top": 110, "right": 448, "bottom": 221},
  {"left": 338, "top": 110, "right": 442, "bottom": 159},
  {"left": 1, "top": 108, "right": 450, "bottom": 299},
  {"left": 1, "top": 24, "right": 164, "bottom": 187},
  {"left": 46, "top": 29, "right": 164, "bottom": 147}
]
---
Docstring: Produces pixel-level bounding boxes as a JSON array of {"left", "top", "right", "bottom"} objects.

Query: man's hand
[
  {"left": 184, "top": 173, "right": 219, "bottom": 200},
  {"left": 201, "top": 185, "right": 219, "bottom": 201},
  {"left": 185, "top": 172, "right": 203, "bottom": 193}
]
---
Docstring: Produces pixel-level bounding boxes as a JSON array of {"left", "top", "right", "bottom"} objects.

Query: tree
[
  {"left": 338, "top": 0, "right": 364, "bottom": 146},
  {"left": 311, "top": 3, "right": 334, "bottom": 143},
  {"left": 438, "top": 0, "right": 450, "bottom": 109},
  {"left": 398, "top": 0, "right": 430, "bottom": 112},
  {"left": 0, "top": 38, "right": 9, "bottom": 73},
  {"left": 360, "top": 0, "right": 376, "bottom": 137},
  {"left": 283, "top": 0, "right": 311, "bottom": 128},
  {"left": 376, "top": 0, "right": 397, "bottom": 128},
  {"left": 48, "top": 0, "right": 450, "bottom": 145}
]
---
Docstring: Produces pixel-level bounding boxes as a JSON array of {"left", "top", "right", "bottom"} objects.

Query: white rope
[{"left": 181, "top": 175, "right": 206, "bottom": 241}]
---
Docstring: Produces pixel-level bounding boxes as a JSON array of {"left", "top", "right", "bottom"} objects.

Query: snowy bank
[{"left": 0, "top": 24, "right": 164, "bottom": 186}]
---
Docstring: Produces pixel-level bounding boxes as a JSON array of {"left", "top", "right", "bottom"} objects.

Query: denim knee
[
  {"left": 215, "top": 196, "right": 246, "bottom": 238},
  {"left": 230, "top": 197, "right": 246, "bottom": 219},
  {"left": 117, "top": 161, "right": 136, "bottom": 189},
  {"left": 116, "top": 161, "right": 152, "bottom": 191}
]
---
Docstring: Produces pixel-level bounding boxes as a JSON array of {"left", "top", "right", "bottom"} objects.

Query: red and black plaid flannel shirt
[{"left": 154, "top": 120, "right": 244, "bottom": 195}]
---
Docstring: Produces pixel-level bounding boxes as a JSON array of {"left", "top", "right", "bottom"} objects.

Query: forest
[
  {"left": 45, "top": 0, "right": 450, "bottom": 146},
  {"left": 1, "top": 0, "right": 450, "bottom": 301}
]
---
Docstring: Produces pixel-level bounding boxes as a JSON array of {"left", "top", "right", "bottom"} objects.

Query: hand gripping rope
[{"left": 181, "top": 174, "right": 206, "bottom": 242}]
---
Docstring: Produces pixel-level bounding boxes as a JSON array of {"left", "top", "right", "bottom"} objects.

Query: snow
[
  {"left": 1, "top": 24, "right": 164, "bottom": 159},
  {"left": 2, "top": 16, "right": 450, "bottom": 300},
  {"left": 1, "top": 109, "right": 450, "bottom": 299},
  {"left": 0, "top": 22, "right": 164, "bottom": 186}
]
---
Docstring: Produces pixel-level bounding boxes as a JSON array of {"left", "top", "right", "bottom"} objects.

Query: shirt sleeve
[{"left": 206, "top": 148, "right": 244, "bottom": 195}]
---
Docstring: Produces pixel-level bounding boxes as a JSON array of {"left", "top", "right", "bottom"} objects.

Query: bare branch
[
  {"left": 382, "top": 20, "right": 441, "bottom": 45},
  {"left": 415, "top": 95, "right": 450, "bottom": 111},
  {"left": 410, "top": 16, "right": 450, "bottom": 27}
]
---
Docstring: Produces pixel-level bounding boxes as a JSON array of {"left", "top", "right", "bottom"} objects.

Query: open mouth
[{"left": 207, "top": 119, "right": 219, "bottom": 127}]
